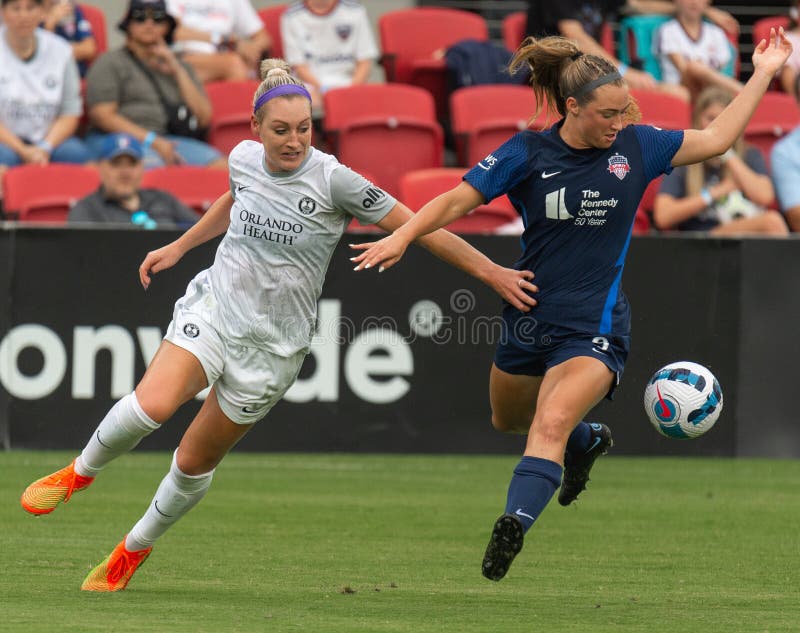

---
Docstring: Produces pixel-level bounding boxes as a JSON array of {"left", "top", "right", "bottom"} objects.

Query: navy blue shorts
[{"left": 494, "top": 310, "right": 630, "bottom": 399}]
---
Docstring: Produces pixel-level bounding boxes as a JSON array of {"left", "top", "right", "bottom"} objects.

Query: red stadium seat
[
  {"left": 324, "top": 84, "right": 444, "bottom": 196},
  {"left": 630, "top": 88, "right": 691, "bottom": 130},
  {"left": 141, "top": 166, "right": 229, "bottom": 214},
  {"left": 502, "top": 11, "right": 526, "bottom": 52},
  {"left": 633, "top": 175, "right": 663, "bottom": 234},
  {"left": 2, "top": 164, "right": 100, "bottom": 223},
  {"left": 744, "top": 91, "right": 800, "bottom": 166},
  {"left": 205, "top": 79, "right": 261, "bottom": 155},
  {"left": 78, "top": 3, "right": 107, "bottom": 65},
  {"left": 752, "top": 15, "right": 791, "bottom": 47},
  {"left": 258, "top": 4, "right": 287, "bottom": 59},
  {"left": 450, "top": 84, "right": 555, "bottom": 166},
  {"left": 399, "top": 168, "right": 516, "bottom": 234},
  {"left": 378, "top": 7, "right": 488, "bottom": 120}
]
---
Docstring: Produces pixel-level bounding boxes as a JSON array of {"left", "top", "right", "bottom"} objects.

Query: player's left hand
[
  {"left": 752, "top": 27, "right": 793, "bottom": 78},
  {"left": 139, "top": 242, "right": 184, "bottom": 290}
]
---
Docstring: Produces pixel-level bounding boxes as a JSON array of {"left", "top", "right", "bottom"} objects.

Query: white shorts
[{"left": 165, "top": 308, "right": 306, "bottom": 425}]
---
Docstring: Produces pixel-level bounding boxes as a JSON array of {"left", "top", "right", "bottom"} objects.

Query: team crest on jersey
[
  {"left": 336, "top": 24, "right": 352, "bottom": 40},
  {"left": 44, "top": 75, "right": 57, "bottom": 89},
  {"left": 298, "top": 197, "right": 317, "bottom": 215},
  {"left": 607, "top": 154, "right": 630, "bottom": 180}
]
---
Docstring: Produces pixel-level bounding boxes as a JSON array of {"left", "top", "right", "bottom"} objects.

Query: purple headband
[{"left": 253, "top": 84, "right": 312, "bottom": 113}]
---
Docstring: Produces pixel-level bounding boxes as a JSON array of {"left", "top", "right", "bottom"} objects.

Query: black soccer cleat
[
  {"left": 481, "top": 513, "right": 524, "bottom": 581},
  {"left": 558, "top": 423, "right": 613, "bottom": 507}
]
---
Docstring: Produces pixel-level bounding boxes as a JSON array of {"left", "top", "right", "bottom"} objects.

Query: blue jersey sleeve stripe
[
  {"left": 599, "top": 224, "right": 634, "bottom": 333},
  {"left": 633, "top": 126, "right": 684, "bottom": 182}
]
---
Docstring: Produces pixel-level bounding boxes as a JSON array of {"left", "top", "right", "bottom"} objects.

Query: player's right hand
[{"left": 139, "top": 243, "right": 184, "bottom": 290}]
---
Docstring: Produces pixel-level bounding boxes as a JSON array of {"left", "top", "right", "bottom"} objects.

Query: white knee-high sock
[
  {"left": 75, "top": 392, "right": 160, "bottom": 477},
  {"left": 125, "top": 451, "right": 214, "bottom": 552}
]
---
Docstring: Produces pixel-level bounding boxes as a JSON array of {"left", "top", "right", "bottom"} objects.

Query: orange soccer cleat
[
  {"left": 81, "top": 538, "right": 152, "bottom": 592},
  {"left": 20, "top": 459, "right": 95, "bottom": 515}
]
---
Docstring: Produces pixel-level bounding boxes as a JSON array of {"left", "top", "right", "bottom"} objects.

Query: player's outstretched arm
[
  {"left": 672, "top": 27, "right": 792, "bottom": 167},
  {"left": 139, "top": 191, "right": 234, "bottom": 289},
  {"left": 352, "top": 201, "right": 537, "bottom": 313},
  {"left": 351, "top": 181, "right": 483, "bottom": 273}
]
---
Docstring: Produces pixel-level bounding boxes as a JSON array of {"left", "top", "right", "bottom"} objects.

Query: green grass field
[{"left": 2, "top": 451, "right": 798, "bottom": 633}]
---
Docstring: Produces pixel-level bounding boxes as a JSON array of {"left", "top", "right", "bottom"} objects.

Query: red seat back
[
  {"left": 141, "top": 166, "right": 229, "bottom": 214},
  {"left": 3, "top": 164, "right": 100, "bottom": 223},
  {"left": 324, "top": 84, "right": 443, "bottom": 196},
  {"left": 78, "top": 3, "right": 107, "bottom": 64},
  {"left": 379, "top": 8, "right": 487, "bottom": 119},
  {"left": 450, "top": 85, "right": 555, "bottom": 166},
  {"left": 400, "top": 168, "right": 516, "bottom": 233},
  {"left": 744, "top": 91, "right": 800, "bottom": 167},
  {"left": 502, "top": 11, "right": 526, "bottom": 52},
  {"left": 630, "top": 88, "right": 691, "bottom": 130},
  {"left": 205, "top": 80, "right": 262, "bottom": 155},
  {"left": 258, "top": 5, "right": 287, "bottom": 59}
]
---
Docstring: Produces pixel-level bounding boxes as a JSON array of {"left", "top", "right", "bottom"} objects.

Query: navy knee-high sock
[
  {"left": 566, "top": 421, "right": 592, "bottom": 454},
  {"left": 503, "top": 456, "right": 563, "bottom": 533}
]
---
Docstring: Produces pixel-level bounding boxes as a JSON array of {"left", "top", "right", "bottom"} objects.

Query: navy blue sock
[
  {"left": 503, "top": 456, "right": 563, "bottom": 533},
  {"left": 566, "top": 421, "right": 592, "bottom": 454}
]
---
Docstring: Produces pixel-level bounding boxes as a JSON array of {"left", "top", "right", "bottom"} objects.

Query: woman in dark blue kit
[{"left": 352, "top": 30, "right": 791, "bottom": 581}]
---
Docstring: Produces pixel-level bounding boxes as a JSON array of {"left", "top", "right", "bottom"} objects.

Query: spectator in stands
[
  {"left": 770, "top": 80, "right": 800, "bottom": 232},
  {"left": 40, "top": 0, "right": 96, "bottom": 77},
  {"left": 525, "top": 0, "right": 737, "bottom": 97},
  {"left": 167, "top": 0, "right": 271, "bottom": 83},
  {"left": 68, "top": 133, "right": 199, "bottom": 228},
  {"left": 84, "top": 0, "right": 226, "bottom": 169},
  {"left": 653, "top": 87, "right": 786, "bottom": 235},
  {"left": 654, "top": 0, "right": 742, "bottom": 100},
  {"left": 281, "top": 0, "right": 378, "bottom": 110},
  {"left": 0, "top": 0, "right": 92, "bottom": 167},
  {"left": 780, "top": 1, "right": 800, "bottom": 96}
]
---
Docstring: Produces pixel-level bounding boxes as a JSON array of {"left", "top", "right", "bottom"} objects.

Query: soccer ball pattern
[{"left": 643, "top": 361, "right": 723, "bottom": 439}]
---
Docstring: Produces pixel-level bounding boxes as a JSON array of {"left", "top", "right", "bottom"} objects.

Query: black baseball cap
[{"left": 118, "top": 0, "right": 177, "bottom": 43}]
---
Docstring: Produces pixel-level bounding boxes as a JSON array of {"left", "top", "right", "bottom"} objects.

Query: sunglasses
[{"left": 130, "top": 9, "right": 168, "bottom": 23}]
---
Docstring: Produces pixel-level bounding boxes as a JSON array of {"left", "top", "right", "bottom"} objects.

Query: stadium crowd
[{"left": 0, "top": 0, "right": 799, "bottom": 235}]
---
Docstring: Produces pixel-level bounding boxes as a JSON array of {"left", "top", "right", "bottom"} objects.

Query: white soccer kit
[
  {"left": 165, "top": 141, "right": 396, "bottom": 423},
  {"left": 281, "top": 0, "right": 378, "bottom": 90},
  {"left": 167, "top": 0, "right": 263, "bottom": 55},
  {"left": 0, "top": 26, "right": 82, "bottom": 142},
  {"left": 655, "top": 19, "right": 732, "bottom": 85}
]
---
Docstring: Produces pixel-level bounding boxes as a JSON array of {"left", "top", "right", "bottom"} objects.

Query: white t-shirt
[
  {"left": 281, "top": 0, "right": 378, "bottom": 91},
  {"left": 181, "top": 141, "right": 396, "bottom": 355},
  {"left": 784, "top": 31, "right": 800, "bottom": 74},
  {"left": 0, "top": 26, "right": 81, "bottom": 142},
  {"left": 655, "top": 19, "right": 732, "bottom": 85},
  {"left": 167, "top": 0, "right": 263, "bottom": 55}
]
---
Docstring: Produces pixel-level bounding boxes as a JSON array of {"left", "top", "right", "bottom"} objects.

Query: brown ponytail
[{"left": 510, "top": 36, "right": 640, "bottom": 125}]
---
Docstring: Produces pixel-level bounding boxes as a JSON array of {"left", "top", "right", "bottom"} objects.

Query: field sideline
[{"left": 2, "top": 451, "right": 798, "bottom": 633}]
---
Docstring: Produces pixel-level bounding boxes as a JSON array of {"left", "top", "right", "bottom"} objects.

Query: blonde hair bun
[{"left": 260, "top": 58, "right": 292, "bottom": 80}]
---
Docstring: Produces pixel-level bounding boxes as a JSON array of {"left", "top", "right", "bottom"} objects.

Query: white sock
[
  {"left": 75, "top": 392, "right": 160, "bottom": 477},
  {"left": 125, "top": 450, "right": 214, "bottom": 552}
]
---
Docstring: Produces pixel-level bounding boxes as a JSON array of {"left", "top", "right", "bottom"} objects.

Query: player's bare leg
[{"left": 483, "top": 357, "right": 613, "bottom": 581}]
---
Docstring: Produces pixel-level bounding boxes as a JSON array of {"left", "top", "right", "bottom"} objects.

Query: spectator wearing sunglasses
[
  {"left": 167, "top": 0, "right": 271, "bottom": 83},
  {"left": 68, "top": 133, "right": 199, "bottom": 228},
  {"left": 83, "top": 0, "right": 226, "bottom": 169}
]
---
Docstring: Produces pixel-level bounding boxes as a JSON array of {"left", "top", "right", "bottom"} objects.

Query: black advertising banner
[{"left": 0, "top": 228, "right": 797, "bottom": 457}]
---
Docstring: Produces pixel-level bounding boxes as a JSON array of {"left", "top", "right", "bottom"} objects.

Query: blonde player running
[{"left": 20, "top": 59, "right": 537, "bottom": 591}]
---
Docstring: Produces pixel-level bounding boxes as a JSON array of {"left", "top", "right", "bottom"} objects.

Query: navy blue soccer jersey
[{"left": 464, "top": 121, "right": 683, "bottom": 336}]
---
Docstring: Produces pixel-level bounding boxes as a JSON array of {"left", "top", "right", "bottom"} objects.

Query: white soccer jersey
[
  {"left": 167, "top": 0, "right": 263, "bottom": 55},
  {"left": 180, "top": 141, "right": 396, "bottom": 356},
  {"left": 281, "top": 0, "right": 378, "bottom": 90},
  {"left": 655, "top": 19, "right": 732, "bottom": 85},
  {"left": 0, "top": 26, "right": 81, "bottom": 142}
]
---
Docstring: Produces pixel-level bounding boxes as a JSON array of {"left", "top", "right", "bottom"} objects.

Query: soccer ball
[{"left": 643, "top": 361, "right": 723, "bottom": 439}]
